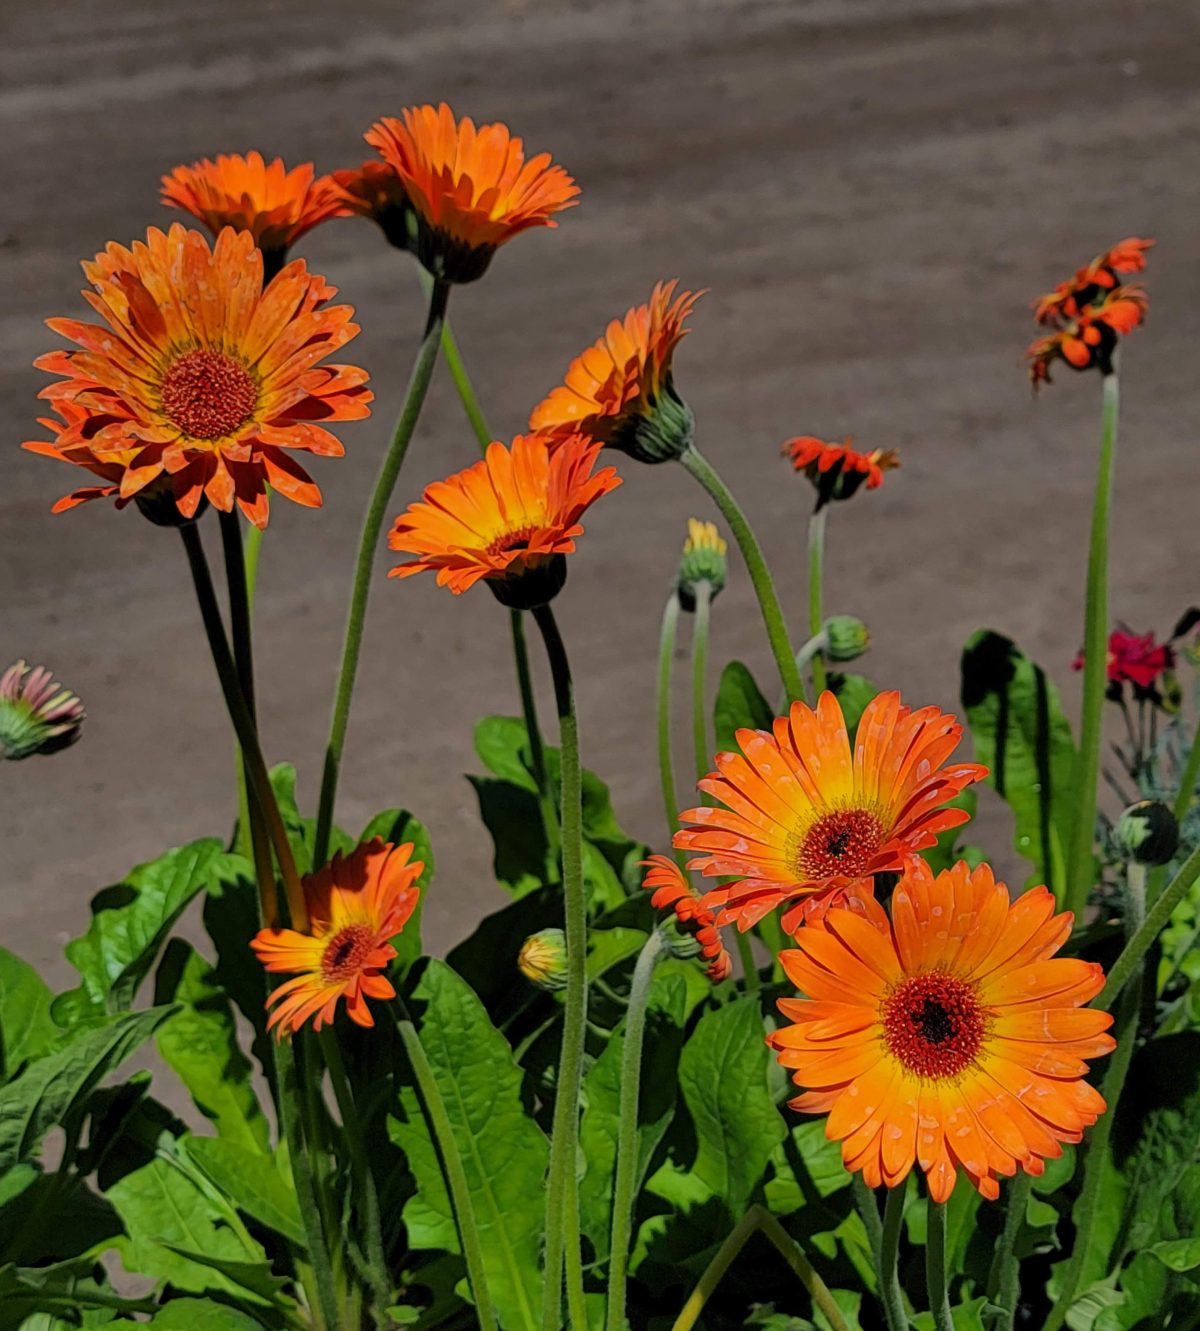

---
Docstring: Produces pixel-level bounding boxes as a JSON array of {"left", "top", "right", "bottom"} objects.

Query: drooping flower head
[
  {"left": 783, "top": 436, "right": 899, "bottom": 511},
  {"left": 768, "top": 860, "right": 1114, "bottom": 1201},
  {"left": 250, "top": 839, "right": 422, "bottom": 1037},
  {"left": 642, "top": 855, "right": 732, "bottom": 983},
  {"left": 674, "top": 690, "right": 987, "bottom": 934},
  {"left": 30, "top": 224, "right": 372, "bottom": 528},
  {"left": 530, "top": 281, "right": 704, "bottom": 464},
  {"left": 1073, "top": 627, "right": 1175, "bottom": 703},
  {"left": 676, "top": 518, "right": 728, "bottom": 612},
  {"left": 331, "top": 160, "right": 416, "bottom": 252},
  {"left": 161, "top": 152, "right": 348, "bottom": 278},
  {"left": 388, "top": 431, "right": 621, "bottom": 609},
  {"left": 0, "top": 661, "right": 85, "bottom": 760},
  {"left": 364, "top": 104, "right": 579, "bottom": 283}
]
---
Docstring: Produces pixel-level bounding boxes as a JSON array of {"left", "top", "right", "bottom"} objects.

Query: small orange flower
[
  {"left": 768, "top": 860, "right": 1114, "bottom": 1201},
  {"left": 642, "top": 855, "right": 732, "bottom": 983},
  {"left": 674, "top": 690, "right": 987, "bottom": 934},
  {"left": 364, "top": 103, "right": 578, "bottom": 282},
  {"left": 161, "top": 152, "right": 348, "bottom": 276},
  {"left": 783, "top": 436, "right": 900, "bottom": 510},
  {"left": 388, "top": 431, "right": 621, "bottom": 609},
  {"left": 30, "top": 224, "right": 371, "bottom": 527},
  {"left": 530, "top": 280, "right": 703, "bottom": 463},
  {"left": 250, "top": 839, "right": 422, "bottom": 1038},
  {"left": 1033, "top": 236, "right": 1154, "bottom": 325},
  {"left": 331, "top": 160, "right": 415, "bottom": 251}
]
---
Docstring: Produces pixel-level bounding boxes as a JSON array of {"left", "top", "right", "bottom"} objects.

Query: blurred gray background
[{"left": 3, "top": 0, "right": 1199, "bottom": 988}]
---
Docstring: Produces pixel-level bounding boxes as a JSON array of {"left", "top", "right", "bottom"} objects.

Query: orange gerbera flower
[
  {"left": 783, "top": 436, "right": 900, "bottom": 510},
  {"left": 31, "top": 224, "right": 371, "bottom": 528},
  {"left": 161, "top": 152, "right": 348, "bottom": 277},
  {"left": 643, "top": 855, "right": 732, "bottom": 983},
  {"left": 674, "top": 690, "right": 987, "bottom": 934},
  {"left": 364, "top": 103, "right": 578, "bottom": 282},
  {"left": 1027, "top": 287, "right": 1147, "bottom": 388},
  {"left": 331, "top": 160, "right": 415, "bottom": 251},
  {"left": 250, "top": 839, "right": 422, "bottom": 1038},
  {"left": 768, "top": 860, "right": 1114, "bottom": 1201},
  {"left": 530, "top": 280, "right": 703, "bottom": 464},
  {"left": 388, "top": 431, "right": 621, "bottom": 609}
]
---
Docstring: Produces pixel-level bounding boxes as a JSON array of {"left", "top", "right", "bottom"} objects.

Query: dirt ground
[{"left": 3, "top": 0, "right": 1199, "bottom": 990}]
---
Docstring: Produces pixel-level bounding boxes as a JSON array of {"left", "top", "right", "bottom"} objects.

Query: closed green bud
[
  {"left": 517, "top": 928, "right": 569, "bottom": 991},
  {"left": 1114, "top": 800, "right": 1179, "bottom": 866},
  {"left": 824, "top": 615, "right": 870, "bottom": 663},
  {"left": 676, "top": 519, "right": 728, "bottom": 612}
]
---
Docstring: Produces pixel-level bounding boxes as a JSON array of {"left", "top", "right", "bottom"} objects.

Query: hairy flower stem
[
  {"left": 532, "top": 603, "right": 588, "bottom": 1331},
  {"left": 985, "top": 1174, "right": 1032, "bottom": 1331},
  {"left": 314, "top": 279, "right": 450, "bottom": 869},
  {"left": 877, "top": 1183, "right": 910, "bottom": 1331},
  {"left": 680, "top": 445, "right": 807, "bottom": 706},
  {"left": 1064, "top": 369, "right": 1120, "bottom": 917},
  {"left": 691, "top": 579, "right": 713, "bottom": 790},
  {"left": 807, "top": 507, "right": 828, "bottom": 696},
  {"left": 670, "top": 1204, "right": 851, "bottom": 1331},
  {"left": 657, "top": 594, "right": 687, "bottom": 864},
  {"left": 926, "top": 1199, "right": 954, "bottom": 1331}
]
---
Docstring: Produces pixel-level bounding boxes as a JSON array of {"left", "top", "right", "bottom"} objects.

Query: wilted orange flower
[
  {"left": 1033, "top": 236, "right": 1154, "bottom": 325},
  {"left": 364, "top": 103, "right": 578, "bottom": 282},
  {"left": 31, "top": 224, "right": 371, "bottom": 527},
  {"left": 642, "top": 855, "right": 732, "bottom": 983},
  {"left": 250, "top": 839, "right": 422, "bottom": 1038},
  {"left": 161, "top": 152, "right": 347, "bottom": 276},
  {"left": 530, "top": 280, "right": 703, "bottom": 464},
  {"left": 388, "top": 431, "right": 621, "bottom": 608},
  {"left": 331, "top": 160, "right": 415, "bottom": 251},
  {"left": 674, "top": 690, "right": 986, "bottom": 934},
  {"left": 769, "top": 860, "right": 1114, "bottom": 1201},
  {"left": 783, "top": 436, "right": 900, "bottom": 509}
]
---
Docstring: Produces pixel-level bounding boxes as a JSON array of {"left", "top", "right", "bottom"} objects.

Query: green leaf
[
  {"left": 911, "top": 1296, "right": 987, "bottom": 1331},
  {"left": 766, "top": 1120, "right": 852, "bottom": 1212},
  {"left": 182, "top": 1135, "right": 304, "bottom": 1246},
  {"left": 110, "top": 1298, "right": 264, "bottom": 1330},
  {"left": 713, "top": 660, "right": 773, "bottom": 755},
  {"left": 0, "top": 1165, "right": 120, "bottom": 1267},
  {"left": 828, "top": 672, "right": 879, "bottom": 740},
  {"left": 0, "top": 1007, "right": 173, "bottom": 1173},
  {"left": 153, "top": 940, "right": 267, "bottom": 1153},
  {"left": 961, "top": 630, "right": 1077, "bottom": 895},
  {"left": 388, "top": 959, "right": 548, "bottom": 1331},
  {"left": 0, "top": 947, "right": 59, "bottom": 1083},
  {"left": 359, "top": 808, "right": 434, "bottom": 970},
  {"left": 0, "top": 1261, "right": 149, "bottom": 1330},
  {"left": 1148, "top": 1237, "right": 1200, "bottom": 1273}
]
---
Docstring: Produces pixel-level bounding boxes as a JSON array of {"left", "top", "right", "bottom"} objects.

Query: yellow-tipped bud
[
  {"left": 677, "top": 519, "right": 728, "bottom": 612},
  {"left": 517, "top": 928, "right": 569, "bottom": 991}
]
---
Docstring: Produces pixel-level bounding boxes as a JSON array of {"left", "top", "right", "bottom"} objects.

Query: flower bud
[
  {"left": 134, "top": 474, "right": 207, "bottom": 528},
  {"left": 824, "top": 615, "right": 869, "bottom": 663},
  {"left": 1114, "top": 800, "right": 1179, "bottom": 866},
  {"left": 0, "top": 661, "right": 85, "bottom": 760},
  {"left": 676, "top": 519, "right": 728, "bottom": 612},
  {"left": 517, "top": 928, "right": 568, "bottom": 991}
]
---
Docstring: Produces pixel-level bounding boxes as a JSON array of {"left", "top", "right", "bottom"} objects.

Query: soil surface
[{"left": 4, "top": 0, "right": 1199, "bottom": 989}]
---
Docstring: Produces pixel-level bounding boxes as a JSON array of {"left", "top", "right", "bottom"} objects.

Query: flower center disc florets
[
  {"left": 161, "top": 349, "right": 257, "bottom": 440},
  {"left": 487, "top": 524, "right": 538, "bottom": 559},
  {"left": 882, "top": 971, "right": 985, "bottom": 1079},
  {"left": 320, "top": 924, "right": 374, "bottom": 982},
  {"left": 792, "top": 807, "right": 885, "bottom": 879}
]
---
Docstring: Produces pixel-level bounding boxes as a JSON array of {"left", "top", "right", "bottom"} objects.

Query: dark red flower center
[
  {"left": 320, "top": 924, "right": 374, "bottom": 983},
  {"left": 794, "top": 808, "right": 885, "bottom": 880},
  {"left": 161, "top": 349, "right": 257, "bottom": 440},
  {"left": 486, "top": 524, "right": 537, "bottom": 558},
  {"left": 882, "top": 971, "right": 985, "bottom": 1080}
]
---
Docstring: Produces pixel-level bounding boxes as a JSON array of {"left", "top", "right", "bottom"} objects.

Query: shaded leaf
[
  {"left": 713, "top": 660, "right": 773, "bottom": 755},
  {"left": 111, "top": 1299, "right": 264, "bottom": 1330},
  {"left": 183, "top": 1136, "right": 304, "bottom": 1247}
]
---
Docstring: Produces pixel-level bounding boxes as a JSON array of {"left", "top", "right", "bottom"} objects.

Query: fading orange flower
[
  {"left": 388, "top": 431, "right": 621, "bottom": 608},
  {"left": 769, "top": 860, "right": 1114, "bottom": 1201},
  {"left": 674, "top": 690, "right": 987, "bottom": 934},
  {"left": 1033, "top": 236, "right": 1154, "bottom": 325},
  {"left": 30, "top": 224, "right": 371, "bottom": 528},
  {"left": 364, "top": 103, "right": 578, "bottom": 282},
  {"left": 331, "top": 160, "right": 415, "bottom": 251},
  {"left": 530, "top": 280, "right": 703, "bottom": 463},
  {"left": 642, "top": 855, "right": 732, "bottom": 983},
  {"left": 161, "top": 152, "right": 348, "bottom": 276},
  {"left": 783, "top": 436, "right": 900, "bottom": 510},
  {"left": 250, "top": 839, "right": 422, "bottom": 1038}
]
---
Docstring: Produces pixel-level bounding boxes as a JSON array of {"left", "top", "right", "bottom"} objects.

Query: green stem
[
  {"left": 442, "top": 321, "right": 492, "bottom": 450},
  {"left": 314, "top": 279, "right": 450, "bottom": 868},
  {"left": 513, "top": 606, "right": 561, "bottom": 866},
  {"left": 1173, "top": 710, "right": 1200, "bottom": 824},
  {"left": 1064, "top": 369, "right": 1120, "bottom": 916},
  {"left": 656, "top": 593, "right": 687, "bottom": 864},
  {"left": 680, "top": 444, "right": 807, "bottom": 706},
  {"left": 532, "top": 603, "right": 588, "bottom": 1331},
  {"left": 926, "top": 1199, "right": 954, "bottom": 1331},
  {"left": 984, "top": 1173, "right": 1032, "bottom": 1331},
  {"left": 808, "top": 507, "right": 828, "bottom": 696},
  {"left": 690, "top": 580, "right": 713, "bottom": 789},
  {"left": 392, "top": 998, "right": 499, "bottom": 1331},
  {"left": 605, "top": 930, "right": 666, "bottom": 1331},
  {"left": 878, "top": 1184, "right": 910, "bottom": 1331}
]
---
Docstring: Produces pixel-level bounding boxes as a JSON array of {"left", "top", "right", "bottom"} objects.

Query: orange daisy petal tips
[
  {"left": 250, "top": 838, "right": 422, "bottom": 1038},
  {"left": 388, "top": 431, "right": 621, "bottom": 610},
  {"left": 783, "top": 436, "right": 899, "bottom": 510},
  {"left": 673, "top": 690, "right": 987, "bottom": 934},
  {"left": 332, "top": 160, "right": 415, "bottom": 251},
  {"left": 161, "top": 152, "right": 348, "bottom": 276},
  {"left": 29, "top": 224, "right": 372, "bottom": 528},
  {"left": 643, "top": 855, "right": 732, "bottom": 983},
  {"left": 768, "top": 860, "right": 1114, "bottom": 1201},
  {"left": 530, "top": 280, "right": 704, "bottom": 464},
  {"left": 364, "top": 103, "right": 578, "bottom": 283}
]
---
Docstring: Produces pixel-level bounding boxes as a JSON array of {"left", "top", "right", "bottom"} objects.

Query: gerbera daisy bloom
[
  {"left": 0, "top": 660, "right": 85, "bottom": 760},
  {"left": 250, "top": 838, "right": 422, "bottom": 1037},
  {"left": 642, "top": 855, "right": 732, "bottom": 983},
  {"left": 1026, "top": 286, "right": 1147, "bottom": 388},
  {"left": 529, "top": 280, "right": 703, "bottom": 464},
  {"left": 768, "top": 860, "right": 1115, "bottom": 1201},
  {"left": 387, "top": 431, "right": 621, "bottom": 609},
  {"left": 783, "top": 436, "right": 900, "bottom": 510},
  {"left": 674, "top": 690, "right": 987, "bottom": 934},
  {"left": 31, "top": 224, "right": 372, "bottom": 528},
  {"left": 676, "top": 518, "right": 728, "bottom": 612},
  {"left": 364, "top": 103, "right": 578, "bottom": 283},
  {"left": 331, "top": 160, "right": 415, "bottom": 251},
  {"left": 161, "top": 152, "right": 348, "bottom": 278}
]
